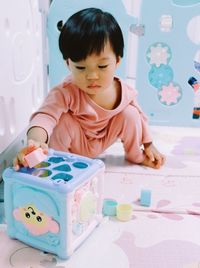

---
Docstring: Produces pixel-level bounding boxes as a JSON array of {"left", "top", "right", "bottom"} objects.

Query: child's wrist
[
  {"left": 27, "top": 126, "right": 48, "bottom": 144},
  {"left": 143, "top": 142, "right": 152, "bottom": 148}
]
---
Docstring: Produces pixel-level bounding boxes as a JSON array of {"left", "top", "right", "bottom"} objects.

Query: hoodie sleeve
[{"left": 29, "top": 86, "right": 69, "bottom": 140}]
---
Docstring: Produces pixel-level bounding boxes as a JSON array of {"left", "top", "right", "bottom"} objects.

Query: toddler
[{"left": 14, "top": 8, "right": 165, "bottom": 170}]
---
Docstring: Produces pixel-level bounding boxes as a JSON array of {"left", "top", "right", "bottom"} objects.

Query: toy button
[
  {"left": 48, "top": 235, "right": 60, "bottom": 246},
  {"left": 53, "top": 179, "right": 65, "bottom": 185},
  {"left": 72, "top": 223, "right": 84, "bottom": 236}
]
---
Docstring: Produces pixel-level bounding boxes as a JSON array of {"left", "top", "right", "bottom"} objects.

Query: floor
[{"left": 1, "top": 126, "right": 200, "bottom": 268}]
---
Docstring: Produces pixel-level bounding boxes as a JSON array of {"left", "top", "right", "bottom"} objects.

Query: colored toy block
[
  {"left": 116, "top": 203, "right": 132, "bottom": 222},
  {"left": 103, "top": 199, "right": 118, "bottom": 216},
  {"left": 140, "top": 189, "right": 151, "bottom": 207},
  {"left": 24, "top": 148, "right": 47, "bottom": 168},
  {"left": 3, "top": 150, "right": 105, "bottom": 259}
]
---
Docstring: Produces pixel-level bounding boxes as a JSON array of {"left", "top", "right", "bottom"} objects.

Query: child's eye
[
  {"left": 98, "top": 65, "right": 108, "bottom": 69},
  {"left": 75, "top": 66, "right": 85, "bottom": 70}
]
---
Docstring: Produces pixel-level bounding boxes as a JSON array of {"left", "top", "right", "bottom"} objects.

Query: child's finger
[
  {"left": 145, "top": 149, "right": 155, "bottom": 162},
  {"left": 26, "top": 141, "right": 38, "bottom": 152},
  {"left": 27, "top": 139, "right": 48, "bottom": 154},
  {"left": 156, "top": 153, "right": 165, "bottom": 165},
  {"left": 18, "top": 151, "right": 29, "bottom": 167},
  {"left": 161, "top": 155, "right": 166, "bottom": 165},
  {"left": 40, "top": 143, "right": 49, "bottom": 154},
  {"left": 13, "top": 157, "right": 20, "bottom": 171},
  {"left": 13, "top": 151, "right": 28, "bottom": 170},
  {"left": 155, "top": 153, "right": 166, "bottom": 168}
]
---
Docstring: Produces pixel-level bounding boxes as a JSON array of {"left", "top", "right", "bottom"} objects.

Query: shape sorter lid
[{"left": 3, "top": 150, "right": 105, "bottom": 193}]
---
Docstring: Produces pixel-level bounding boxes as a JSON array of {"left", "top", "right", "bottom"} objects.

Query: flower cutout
[
  {"left": 158, "top": 82, "right": 182, "bottom": 105},
  {"left": 148, "top": 64, "right": 173, "bottom": 89},
  {"left": 146, "top": 42, "right": 171, "bottom": 67}
]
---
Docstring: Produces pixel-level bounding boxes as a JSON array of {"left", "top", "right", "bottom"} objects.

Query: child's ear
[
  {"left": 66, "top": 59, "right": 71, "bottom": 70},
  {"left": 116, "top": 56, "right": 121, "bottom": 66}
]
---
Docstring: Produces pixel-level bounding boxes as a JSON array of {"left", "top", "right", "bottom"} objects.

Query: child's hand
[
  {"left": 13, "top": 139, "right": 48, "bottom": 171},
  {"left": 142, "top": 142, "right": 165, "bottom": 169}
]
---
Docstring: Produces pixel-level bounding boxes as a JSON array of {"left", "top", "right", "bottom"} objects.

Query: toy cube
[
  {"left": 3, "top": 149, "right": 105, "bottom": 259},
  {"left": 24, "top": 147, "right": 47, "bottom": 168}
]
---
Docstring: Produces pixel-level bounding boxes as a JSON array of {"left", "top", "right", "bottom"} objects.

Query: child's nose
[{"left": 86, "top": 70, "right": 99, "bottom": 80}]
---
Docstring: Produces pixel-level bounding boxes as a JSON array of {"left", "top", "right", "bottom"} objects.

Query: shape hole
[
  {"left": 35, "top": 162, "right": 51, "bottom": 168},
  {"left": 48, "top": 157, "right": 65, "bottom": 163},
  {"left": 32, "top": 169, "right": 52, "bottom": 177},
  {"left": 72, "top": 162, "right": 88, "bottom": 169},
  {"left": 53, "top": 164, "right": 71, "bottom": 172},
  {"left": 52, "top": 173, "right": 73, "bottom": 181}
]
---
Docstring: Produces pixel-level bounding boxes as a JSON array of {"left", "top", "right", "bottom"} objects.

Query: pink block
[{"left": 24, "top": 148, "right": 47, "bottom": 168}]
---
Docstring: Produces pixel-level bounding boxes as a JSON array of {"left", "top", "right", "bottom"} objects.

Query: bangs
[{"left": 67, "top": 31, "right": 108, "bottom": 62}]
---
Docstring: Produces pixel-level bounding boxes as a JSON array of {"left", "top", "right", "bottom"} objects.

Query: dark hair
[{"left": 58, "top": 8, "right": 124, "bottom": 62}]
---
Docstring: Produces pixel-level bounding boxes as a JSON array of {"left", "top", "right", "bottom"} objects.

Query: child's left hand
[{"left": 143, "top": 142, "right": 165, "bottom": 169}]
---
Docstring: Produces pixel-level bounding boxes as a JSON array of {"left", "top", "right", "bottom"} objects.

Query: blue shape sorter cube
[{"left": 3, "top": 149, "right": 105, "bottom": 259}]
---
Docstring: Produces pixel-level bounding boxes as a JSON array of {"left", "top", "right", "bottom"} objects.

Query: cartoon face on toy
[{"left": 13, "top": 204, "right": 59, "bottom": 236}]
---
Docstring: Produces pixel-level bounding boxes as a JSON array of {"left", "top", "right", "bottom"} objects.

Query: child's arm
[
  {"left": 13, "top": 126, "right": 48, "bottom": 171},
  {"left": 13, "top": 85, "right": 69, "bottom": 170}
]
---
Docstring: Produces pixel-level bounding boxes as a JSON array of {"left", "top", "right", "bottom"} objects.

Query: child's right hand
[{"left": 13, "top": 139, "right": 48, "bottom": 171}]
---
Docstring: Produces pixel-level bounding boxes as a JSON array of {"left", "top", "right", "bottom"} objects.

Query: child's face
[{"left": 67, "top": 41, "right": 121, "bottom": 96}]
